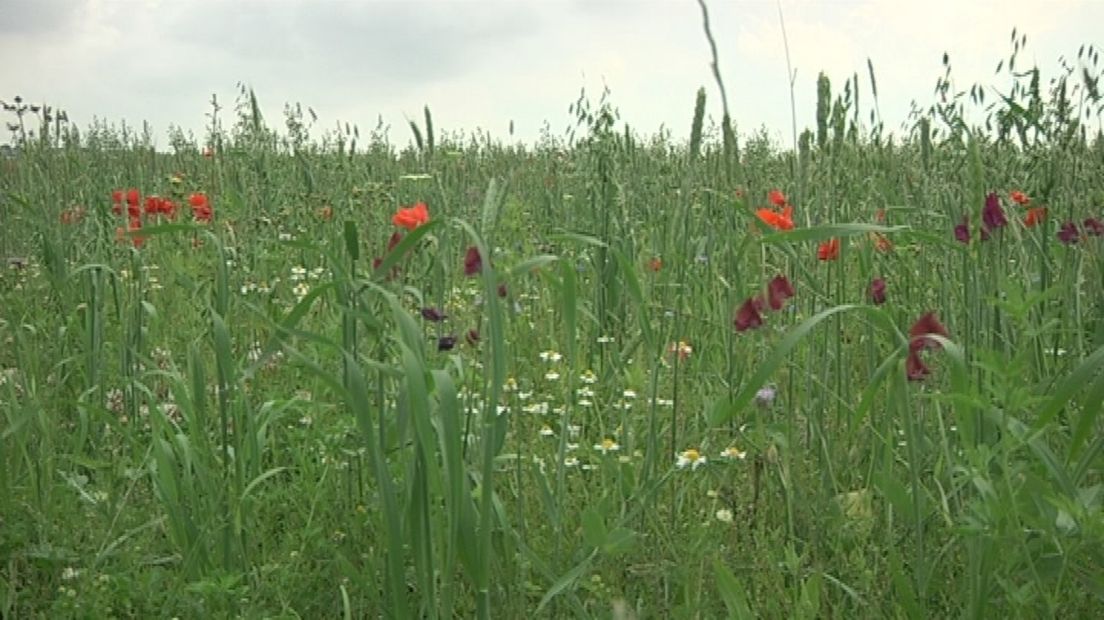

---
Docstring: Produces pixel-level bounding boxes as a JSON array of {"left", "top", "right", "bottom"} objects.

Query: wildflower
[
  {"left": 954, "top": 216, "right": 971, "bottom": 244},
  {"left": 115, "top": 218, "right": 145, "bottom": 248},
  {"left": 579, "top": 369, "right": 598, "bottom": 384},
  {"left": 648, "top": 257, "right": 662, "bottom": 272},
  {"left": 768, "top": 189, "right": 787, "bottom": 208},
  {"left": 1057, "top": 221, "right": 1080, "bottom": 244},
  {"left": 465, "top": 329, "right": 480, "bottom": 346},
  {"left": 126, "top": 188, "right": 140, "bottom": 207},
  {"left": 392, "top": 201, "right": 429, "bottom": 230},
  {"left": 596, "top": 335, "right": 614, "bottom": 344},
  {"left": 189, "top": 193, "right": 212, "bottom": 222},
  {"left": 292, "top": 281, "right": 309, "bottom": 300},
  {"left": 871, "top": 233, "right": 893, "bottom": 253},
  {"left": 317, "top": 205, "right": 333, "bottom": 220},
  {"left": 817, "top": 238, "right": 840, "bottom": 261},
  {"left": 539, "top": 425, "right": 555, "bottom": 437},
  {"left": 754, "top": 386, "right": 776, "bottom": 408},
  {"left": 59, "top": 205, "right": 86, "bottom": 225},
  {"left": 563, "top": 457, "right": 580, "bottom": 468},
  {"left": 981, "top": 192, "right": 1007, "bottom": 235},
  {"left": 544, "top": 371, "right": 560, "bottom": 381},
  {"left": 868, "top": 277, "right": 886, "bottom": 305},
  {"left": 290, "top": 266, "right": 307, "bottom": 281},
  {"left": 1084, "top": 217, "right": 1104, "bottom": 236},
  {"left": 464, "top": 246, "right": 482, "bottom": 276},
  {"left": 676, "top": 448, "right": 706, "bottom": 470},
  {"left": 539, "top": 350, "right": 562, "bottom": 363},
  {"left": 1024, "top": 207, "right": 1047, "bottom": 227},
  {"left": 720, "top": 446, "right": 747, "bottom": 460},
  {"left": 1010, "top": 190, "right": 1030, "bottom": 206},
  {"left": 420, "top": 307, "right": 447, "bottom": 322},
  {"left": 668, "top": 340, "right": 693, "bottom": 360},
  {"left": 387, "top": 231, "right": 403, "bottom": 252},
  {"left": 766, "top": 274, "right": 795, "bottom": 311},
  {"left": 733, "top": 297, "right": 764, "bottom": 332},
  {"left": 756, "top": 205, "right": 795, "bottom": 231},
  {"left": 437, "top": 335, "right": 457, "bottom": 351},
  {"left": 594, "top": 438, "right": 620, "bottom": 454},
  {"left": 906, "top": 311, "right": 950, "bottom": 382},
  {"left": 622, "top": 389, "right": 637, "bottom": 399},
  {"left": 715, "top": 508, "right": 734, "bottom": 523}
]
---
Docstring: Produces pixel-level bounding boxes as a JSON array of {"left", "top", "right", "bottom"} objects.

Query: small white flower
[
  {"left": 596, "top": 335, "right": 614, "bottom": 344},
  {"left": 577, "top": 399, "right": 593, "bottom": 407},
  {"left": 676, "top": 448, "right": 706, "bottom": 470},
  {"left": 579, "top": 370, "right": 598, "bottom": 384},
  {"left": 290, "top": 266, "right": 307, "bottom": 281},
  {"left": 594, "top": 438, "right": 620, "bottom": 454},
  {"left": 544, "top": 371, "right": 561, "bottom": 381},
  {"left": 293, "top": 282, "right": 310, "bottom": 300},
  {"left": 563, "top": 457, "right": 579, "bottom": 468},
  {"left": 720, "top": 446, "right": 747, "bottom": 461},
  {"left": 539, "top": 350, "right": 562, "bottom": 363},
  {"left": 715, "top": 508, "right": 734, "bottom": 523},
  {"left": 576, "top": 386, "right": 594, "bottom": 398},
  {"left": 622, "top": 389, "right": 637, "bottom": 399},
  {"left": 539, "top": 424, "right": 555, "bottom": 437}
]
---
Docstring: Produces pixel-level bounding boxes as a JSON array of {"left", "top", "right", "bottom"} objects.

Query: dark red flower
[
  {"left": 437, "top": 335, "right": 457, "bottom": 351},
  {"left": 1058, "top": 221, "right": 1080, "bottom": 244},
  {"left": 908, "top": 311, "right": 949, "bottom": 353},
  {"left": 464, "top": 246, "right": 482, "bottom": 277},
  {"left": 497, "top": 282, "right": 508, "bottom": 298},
  {"left": 387, "top": 231, "right": 403, "bottom": 252},
  {"left": 465, "top": 329, "right": 480, "bottom": 346},
  {"left": 1085, "top": 217, "right": 1104, "bottom": 236},
  {"left": 981, "top": 192, "right": 1008, "bottom": 235},
  {"left": 869, "top": 278, "right": 886, "bottom": 305},
  {"left": 420, "top": 307, "right": 447, "bottom": 322},
  {"left": 111, "top": 189, "right": 123, "bottom": 205},
  {"left": 906, "top": 351, "right": 930, "bottom": 381},
  {"left": 734, "top": 297, "right": 764, "bottom": 332},
  {"left": 766, "top": 275, "right": 795, "bottom": 310},
  {"left": 954, "top": 216, "right": 971, "bottom": 244}
]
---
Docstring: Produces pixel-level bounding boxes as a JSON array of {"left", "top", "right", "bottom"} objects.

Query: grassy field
[{"left": 2, "top": 40, "right": 1104, "bottom": 618}]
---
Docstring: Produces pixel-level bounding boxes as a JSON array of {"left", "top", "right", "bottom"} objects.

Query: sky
[{"left": 2, "top": 0, "right": 1102, "bottom": 150}]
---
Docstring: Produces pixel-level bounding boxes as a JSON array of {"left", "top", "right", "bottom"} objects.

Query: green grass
[{"left": 2, "top": 39, "right": 1104, "bottom": 618}]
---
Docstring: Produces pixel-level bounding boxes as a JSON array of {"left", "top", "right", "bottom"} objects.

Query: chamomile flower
[
  {"left": 293, "top": 282, "right": 310, "bottom": 301},
  {"left": 720, "top": 446, "right": 747, "bottom": 461},
  {"left": 539, "top": 350, "right": 562, "bottom": 363},
  {"left": 715, "top": 508, "right": 734, "bottom": 523},
  {"left": 539, "top": 424, "right": 555, "bottom": 437},
  {"left": 594, "top": 438, "right": 620, "bottom": 454},
  {"left": 579, "top": 369, "right": 598, "bottom": 384},
  {"left": 622, "top": 389, "right": 637, "bottom": 399},
  {"left": 544, "top": 371, "right": 561, "bottom": 381},
  {"left": 290, "top": 266, "right": 307, "bottom": 282},
  {"left": 676, "top": 448, "right": 706, "bottom": 470}
]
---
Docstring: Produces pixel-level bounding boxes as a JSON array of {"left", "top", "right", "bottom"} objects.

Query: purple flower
[
  {"left": 421, "top": 307, "right": 447, "bottom": 322},
  {"left": 1084, "top": 217, "right": 1104, "bottom": 237},
  {"left": 954, "top": 217, "right": 971, "bottom": 244},
  {"left": 981, "top": 192, "right": 1008, "bottom": 236},
  {"left": 1058, "top": 221, "right": 1080, "bottom": 244},
  {"left": 437, "top": 336, "right": 457, "bottom": 351},
  {"left": 868, "top": 277, "right": 886, "bottom": 305}
]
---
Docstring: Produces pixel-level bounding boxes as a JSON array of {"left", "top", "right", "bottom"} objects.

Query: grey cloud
[{"left": 0, "top": 0, "right": 81, "bottom": 36}]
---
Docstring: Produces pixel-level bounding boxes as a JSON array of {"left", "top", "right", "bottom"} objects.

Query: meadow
[{"left": 2, "top": 37, "right": 1104, "bottom": 618}]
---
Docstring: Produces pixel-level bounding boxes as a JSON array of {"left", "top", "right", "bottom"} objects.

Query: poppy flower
[
  {"left": 420, "top": 307, "right": 447, "bottom": 322},
  {"left": 465, "top": 329, "right": 480, "bottom": 346},
  {"left": 116, "top": 218, "right": 145, "bottom": 248},
  {"left": 756, "top": 205, "right": 795, "bottom": 231},
  {"left": 648, "top": 257, "right": 662, "bottom": 272},
  {"left": 126, "top": 188, "right": 140, "bottom": 207},
  {"left": 1010, "top": 190, "right": 1030, "bottom": 206},
  {"left": 1023, "top": 207, "right": 1047, "bottom": 228},
  {"left": 869, "top": 278, "right": 886, "bottom": 305},
  {"left": 392, "top": 202, "right": 429, "bottom": 230},
  {"left": 906, "top": 350, "right": 930, "bottom": 381},
  {"left": 908, "top": 311, "right": 949, "bottom": 353},
  {"left": 768, "top": 189, "right": 787, "bottom": 208},
  {"left": 733, "top": 297, "right": 764, "bottom": 332},
  {"left": 766, "top": 275, "right": 795, "bottom": 310},
  {"left": 817, "top": 238, "right": 840, "bottom": 261},
  {"left": 1085, "top": 217, "right": 1104, "bottom": 236},
  {"left": 464, "top": 246, "right": 482, "bottom": 276},
  {"left": 189, "top": 193, "right": 212, "bottom": 222},
  {"left": 111, "top": 190, "right": 124, "bottom": 205},
  {"left": 981, "top": 192, "right": 1008, "bottom": 235},
  {"left": 437, "top": 335, "right": 457, "bottom": 351},
  {"left": 954, "top": 217, "right": 971, "bottom": 244},
  {"left": 1058, "top": 221, "right": 1079, "bottom": 244}
]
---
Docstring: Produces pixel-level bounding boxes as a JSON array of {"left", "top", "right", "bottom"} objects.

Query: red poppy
[
  {"left": 648, "top": 257, "right": 662, "bottom": 272},
  {"left": 906, "top": 350, "right": 930, "bottom": 381},
  {"left": 1010, "top": 190, "right": 1030, "bottom": 206},
  {"left": 111, "top": 190, "right": 124, "bottom": 205},
  {"left": 1024, "top": 207, "right": 1047, "bottom": 227},
  {"left": 817, "top": 238, "right": 840, "bottom": 261},
  {"left": 756, "top": 205, "right": 794, "bottom": 231},
  {"left": 766, "top": 275, "right": 795, "bottom": 311},
  {"left": 908, "top": 311, "right": 949, "bottom": 353},
  {"left": 420, "top": 307, "right": 447, "bottom": 322},
  {"left": 189, "top": 192, "right": 212, "bottom": 222},
  {"left": 126, "top": 188, "right": 140, "bottom": 207},
  {"left": 464, "top": 246, "right": 482, "bottom": 276},
  {"left": 392, "top": 202, "right": 429, "bottom": 230},
  {"left": 768, "top": 189, "right": 787, "bottom": 208},
  {"left": 733, "top": 297, "right": 764, "bottom": 332}
]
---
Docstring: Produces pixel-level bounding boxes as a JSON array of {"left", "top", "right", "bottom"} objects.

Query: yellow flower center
[
  {"left": 683, "top": 448, "right": 701, "bottom": 462},
  {"left": 601, "top": 438, "right": 616, "bottom": 451}
]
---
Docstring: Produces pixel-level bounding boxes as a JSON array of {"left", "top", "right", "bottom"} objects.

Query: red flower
[
  {"left": 464, "top": 246, "right": 482, "bottom": 277},
  {"left": 817, "top": 238, "right": 840, "bottom": 261},
  {"left": 648, "top": 257, "right": 662, "bottom": 272},
  {"left": 908, "top": 311, "right": 949, "bottom": 353},
  {"left": 1057, "top": 221, "right": 1079, "bottom": 244},
  {"left": 111, "top": 190, "right": 124, "bottom": 205},
  {"left": 768, "top": 189, "right": 787, "bottom": 208},
  {"left": 756, "top": 205, "right": 794, "bottom": 231},
  {"left": 906, "top": 350, "right": 930, "bottom": 381},
  {"left": 954, "top": 216, "right": 971, "bottom": 244},
  {"left": 1085, "top": 217, "right": 1104, "bottom": 236},
  {"left": 387, "top": 231, "right": 403, "bottom": 252},
  {"left": 1010, "top": 190, "right": 1030, "bottom": 206},
  {"left": 869, "top": 278, "right": 886, "bottom": 305},
  {"left": 982, "top": 192, "right": 1008, "bottom": 235},
  {"left": 125, "top": 188, "right": 140, "bottom": 207},
  {"left": 420, "top": 307, "right": 447, "bottom": 322},
  {"left": 871, "top": 233, "right": 892, "bottom": 253},
  {"left": 115, "top": 218, "right": 145, "bottom": 248},
  {"left": 466, "top": 329, "right": 480, "bottom": 346},
  {"left": 1023, "top": 207, "right": 1047, "bottom": 228},
  {"left": 189, "top": 192, "right": 212, "bottom": 222},
  {"left": 392, "top": 202, "right": 429, "bottom": 230},
  {"left": 766, "top": 275, "right": 795, "bottom": 311},
  {"left": 733, "top": 297, "right": 764, "bottom": 332}
]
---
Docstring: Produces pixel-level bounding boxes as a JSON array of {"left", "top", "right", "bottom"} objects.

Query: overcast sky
[{"left": 2, "top": 0, "right": 1102, "bottom": 149}]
